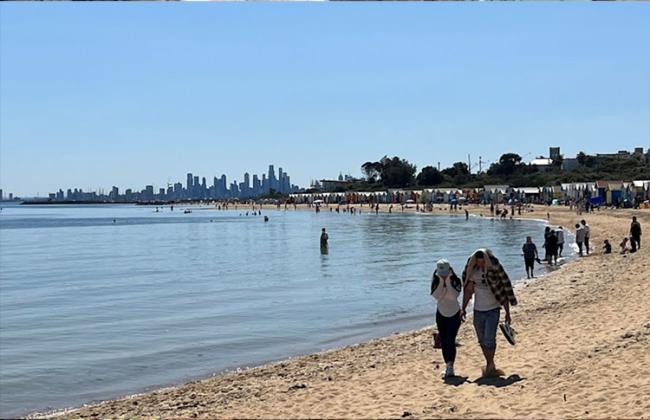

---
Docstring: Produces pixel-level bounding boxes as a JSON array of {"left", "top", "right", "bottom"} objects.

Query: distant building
[
  {"left": 634, "top": 147, "right": 644, "bottom": 155},
  {"left": 549, "top": 147, "right": 561, "bottom": 161},
  {"left": 562, "top": 157, "right": 579, "bottom": 171},
  {"left": 597, "top": 150, "right": 631, "bottom": 158},
  {"left": 529, "top": 158, "right": 553, "bottom": 171},
  {"left": 319, "top": 179, "right": 352, "bottom": 192}
]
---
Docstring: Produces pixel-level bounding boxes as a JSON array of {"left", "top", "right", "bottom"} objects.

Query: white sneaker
[{"left": 442, "top": 365, "right": 455, "bottom": 378}]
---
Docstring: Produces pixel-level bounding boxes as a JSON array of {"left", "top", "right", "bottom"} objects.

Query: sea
[{"left": 0, "top": 203, "right": 568, "bottom": 417}]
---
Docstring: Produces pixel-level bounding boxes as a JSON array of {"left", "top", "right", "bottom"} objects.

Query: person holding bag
[{"left": 430, "top": 259, "right": 463, "bottom": 379}]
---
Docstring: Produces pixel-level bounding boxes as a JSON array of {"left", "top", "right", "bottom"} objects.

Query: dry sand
[{"left": 38, "top": 206, "right": 650, "bottom": 419}]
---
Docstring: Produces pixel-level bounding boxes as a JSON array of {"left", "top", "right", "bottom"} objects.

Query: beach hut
[
  {"left": 514, "top": 187, "right": 541, "bottom": 203},
  {"left": 633, "top": 180, "right": 650, "bottom": 202},
  {"left": 596, "top": 180, "right": 624, "bottom": 205},
  {"left": 483, "top": 185, "right": 510, "bottom": 204}
]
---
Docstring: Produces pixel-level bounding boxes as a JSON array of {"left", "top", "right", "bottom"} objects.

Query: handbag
[{"left": 432, "top": 331, "right": 442, "bottom": 349}]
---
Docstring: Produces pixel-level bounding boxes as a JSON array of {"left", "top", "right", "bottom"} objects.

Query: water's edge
[{"left": 27, "top": 211, "right": 573, "bottom": 418}]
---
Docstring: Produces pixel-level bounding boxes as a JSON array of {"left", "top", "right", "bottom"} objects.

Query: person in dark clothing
[
  {"left": 547, "top": 231, "right": 559, "bottom": 266},
  {"left": 543, "top": 226, "right": 553, "bottom": 262},
  {"left": 522, "top": 236, "right": 539, "bottom": 279},
  {"left": 630, "top": 216, "right": 642, "bottom": 250},
  {"left": 603, "top": 239, "right": 612, "bottom": 254},
  {"left": 320, "top": 228, "right": 329, "bottom": 247}
]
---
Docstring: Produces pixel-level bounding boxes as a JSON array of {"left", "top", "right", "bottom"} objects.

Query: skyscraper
[
  {"left": 219, "top": 174, "right": 227, "bottom": 198},
  {"left": 268, "top": 165, "right": 276, "bottom": 192},
  {"left": 252, "top": 174, "right": 260, "bottom": 196},
  {"left": 186, "top": 173, "right": 193, "bottom": 193},
  {"left": 243, "top": 172, "right": 250, "bottom": 197}
]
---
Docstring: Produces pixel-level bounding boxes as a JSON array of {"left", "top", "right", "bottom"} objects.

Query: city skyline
[
  {"left": 1, "top": 4, "right": 649, "bottom": 196},
  {"left": 23, "top": 164, "right": 303, "bottom": 202}
]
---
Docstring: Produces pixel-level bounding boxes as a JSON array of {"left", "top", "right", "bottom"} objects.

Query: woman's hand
[
  {"left": 460, "top": 309, "right": 466, "bottom": 323},
  {"left": 505, "top": 312, "right": 512, "bottom": 325}
]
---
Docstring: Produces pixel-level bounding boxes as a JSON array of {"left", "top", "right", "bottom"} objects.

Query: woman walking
[
  {"left": 522, "top": 236, "right": 539, "bottom": 278},
  {"left": 430, "top": 259, "right": 463, "bottom": 379}
]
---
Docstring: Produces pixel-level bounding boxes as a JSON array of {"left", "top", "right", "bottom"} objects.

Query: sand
[{"left": 36, "top": 205, "right": 650, "bottom": 419}]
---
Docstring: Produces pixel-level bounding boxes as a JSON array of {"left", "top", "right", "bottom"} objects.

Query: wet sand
[{"left": 36, "top": 205, "right": 650, "bottom": 419}]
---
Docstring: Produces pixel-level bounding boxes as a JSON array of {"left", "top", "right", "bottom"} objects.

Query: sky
[{"left": 1, "top": 4, "right": 649, "bottom": 197}]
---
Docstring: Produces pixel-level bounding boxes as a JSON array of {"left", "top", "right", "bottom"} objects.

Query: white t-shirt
[
  {"left": 472, "top": 268, "right": 500, "bottom": 311},
  {"left": 431, "top": 277, "right": 461, "bottom": 317},
  {"left": 556, "top": 229, "right": 565, "bottom": 244}
]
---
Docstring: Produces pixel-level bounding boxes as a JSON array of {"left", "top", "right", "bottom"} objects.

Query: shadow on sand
[
  {"left": 444, "top": 376, "right": 470, "bottom": 386},
  {"left": 474, "top": 374, "right": 525, "bottom": 388}
]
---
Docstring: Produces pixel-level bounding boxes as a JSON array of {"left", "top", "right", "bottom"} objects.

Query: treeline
[{"left": 334, "top": 152, "right": 650, "bottom": 192}]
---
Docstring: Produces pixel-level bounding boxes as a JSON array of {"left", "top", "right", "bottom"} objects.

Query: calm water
[{"left": 0, "top": 203, "right": 564, "bottom": 416}]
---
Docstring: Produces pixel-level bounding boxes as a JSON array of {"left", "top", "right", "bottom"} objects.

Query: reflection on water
[{"left": 0, "top": 204, "right": 563, "bottom": 417}]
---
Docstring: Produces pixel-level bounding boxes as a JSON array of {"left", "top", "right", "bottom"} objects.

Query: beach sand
[{"left": 38, "top": 206, "right": 650, "bottom": 419}]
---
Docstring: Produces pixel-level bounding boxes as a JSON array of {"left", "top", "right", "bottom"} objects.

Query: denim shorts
[{"left": 473, "top": 308, "right": 500, "bottom": 350}]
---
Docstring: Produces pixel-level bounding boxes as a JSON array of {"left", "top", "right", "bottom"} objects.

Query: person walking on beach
[
  {"left": 522, "top": 237, "right": 539, "bottom": 279},
  {"left": 556, "top": 226, "right": 565, "bottom": 257},
  {"left": 460, "top": 249, "right": 517, "bottom": 378},
  {"left": 430, "top": 259, "right": 463, "bottom": 379},
  {"left": 575, "top": 223, "right": 586, "bottom": 256},
  {"left": 630, "top": 216, "right": 642, "bottom": 250},
  {"left": 581, "top": 220, "right": 591, "bottom": 255},
  {"left": 465, "top": 209, "right": 469, "bottom": 220}
]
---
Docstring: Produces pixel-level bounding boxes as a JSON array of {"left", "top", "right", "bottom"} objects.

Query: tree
[
  {"left": 441, "top": 162, "right": 470, "bottom": 179},
  {"left": 416, "top": 166, "right": 443, "bottom": 186},
  {"left": 379, "top": 156, "right": 417, "bottom": 188},
  {"left": 576, "top": 151, "right": 596, "bottom": 168},
  {"left": 488, "top": 153, "right": 523, "bottom": 176},
  {"left": 361, "top": 161, "right": 382, "bottom": 182}
]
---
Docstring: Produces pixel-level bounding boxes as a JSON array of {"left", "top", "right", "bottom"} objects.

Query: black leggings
[
  {"left": 525, "top": 257, "right": 535, "bottom": 272},
  {"left": 436, "top": 310, "right": 461, "bottom": 363}
]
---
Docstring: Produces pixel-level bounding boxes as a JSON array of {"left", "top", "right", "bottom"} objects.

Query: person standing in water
[
  {"left": 522, "top": 236, "right": 539, "bottom": 279},
  {"left": 430, "top": 259, "right": 463, "bottom": 379},
  {"left": 320, "top": 228, "right": 329, "bottom": 248},
  {"left": 461, "top": 249, "right": 517, "bottom": 378},
  {"left": 556, "top": 226, "right": 565, "bottom": 257}
]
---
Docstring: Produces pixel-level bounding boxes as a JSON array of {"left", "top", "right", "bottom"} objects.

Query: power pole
[
  {"left": 437, "top": 162, "right": 441, "bottom": 171},
  {"left": 479, "top": 156, "right": 483, "bottom": 174},
  {"left": 468, "top": 154, "right": 472, "bottom": 174}
]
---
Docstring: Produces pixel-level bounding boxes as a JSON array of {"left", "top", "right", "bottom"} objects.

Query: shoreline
[{"left": 31, "top": 206, "right": 650, "bottom": 419}]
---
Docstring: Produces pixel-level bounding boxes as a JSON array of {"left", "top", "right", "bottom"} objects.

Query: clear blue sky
[{"left": 1, "top": 3, "right": 649, "bottom": 197}]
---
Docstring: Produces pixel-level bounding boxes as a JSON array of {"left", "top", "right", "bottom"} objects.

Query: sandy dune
[{"left": 38, "top": 206, "right": 650, "bottom": 419}]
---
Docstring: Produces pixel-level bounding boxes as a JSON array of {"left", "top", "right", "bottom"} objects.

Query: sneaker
[{"left": 442, "top": 365, "right": 455, "bottom": 378}]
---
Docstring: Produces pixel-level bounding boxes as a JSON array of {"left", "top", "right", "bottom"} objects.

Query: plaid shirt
[{"left": 462, "top": 255, "right": 518, "bottom": 307}]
